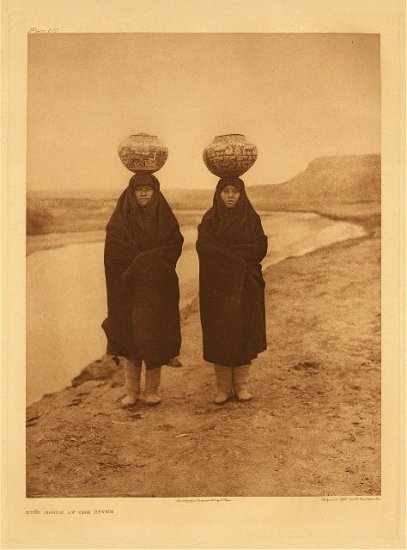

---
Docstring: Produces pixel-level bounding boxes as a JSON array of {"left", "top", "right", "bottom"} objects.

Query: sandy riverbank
[{"left": 26, "top": 213, "right": 380, "bottom": 497}]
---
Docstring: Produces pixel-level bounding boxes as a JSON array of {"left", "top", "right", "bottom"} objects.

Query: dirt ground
[{"left": 26, "top": 223, "right": 380, "bottom": 498}]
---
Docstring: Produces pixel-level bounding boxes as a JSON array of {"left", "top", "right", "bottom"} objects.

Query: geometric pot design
[
  {"left": 203, "top": 134, "right": 258, "bottom": 178},
  {"left": 118, "top": 133, "right": 168, "bottom": 173}
]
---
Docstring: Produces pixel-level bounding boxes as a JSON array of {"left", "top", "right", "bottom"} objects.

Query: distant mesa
[{"left": 247, "top": 154, "right": 381, "bottom": 210}]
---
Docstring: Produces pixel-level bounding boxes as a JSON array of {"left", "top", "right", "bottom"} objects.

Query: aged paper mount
[{"left": 1, "top": 0, "right": 406, "bottom": 548}]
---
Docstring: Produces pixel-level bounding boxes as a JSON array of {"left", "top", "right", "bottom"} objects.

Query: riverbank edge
[
  {"left": 25, "top": 208, "right": 380, "bottom": 407},
  {"left": 25, "top": 207, "right": 379, "bottom": 256}
]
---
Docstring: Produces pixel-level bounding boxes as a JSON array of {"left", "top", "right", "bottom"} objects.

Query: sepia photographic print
[
  {"left": 2, "top": 1, "right": 405, "bottom": 549},
  {"left": 26, "top": 30, "right": 382, "bottom": 499}
]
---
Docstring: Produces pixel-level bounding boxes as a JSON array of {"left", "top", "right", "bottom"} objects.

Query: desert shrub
[{"left": 26, "top": 205, "right": 54, "bottom": 235}]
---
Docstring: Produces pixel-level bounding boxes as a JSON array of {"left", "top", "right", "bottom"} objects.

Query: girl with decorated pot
[
  {"left": 196, "top": 176, "right": 268, "bottom": 404},
  {"left": 102, "top": 172, "right": 183, "bottom": 406}
]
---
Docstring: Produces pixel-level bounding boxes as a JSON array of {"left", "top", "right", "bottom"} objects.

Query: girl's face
[
  {"left": 135, "top": 185, "right": 154, "bottom": 207},
  {"left": 220, "top": 185, "right": 241, "bottom": 208}
]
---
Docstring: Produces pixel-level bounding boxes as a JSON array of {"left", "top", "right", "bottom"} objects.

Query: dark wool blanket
[
  {"left": 196, "top": 177, "right": 268, "bottom": 367},
  {"left": 102, "top": 174, "right": 183, "bottom": 370}
]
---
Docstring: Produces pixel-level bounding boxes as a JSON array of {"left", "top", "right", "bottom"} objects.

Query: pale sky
[{"left": 27, "top": 33, "right": 380, "bottom": 192}]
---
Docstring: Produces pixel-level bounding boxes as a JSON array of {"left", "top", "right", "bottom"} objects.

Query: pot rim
[
  {"left": 214, "top": 133, "right": 246, "bottom": 139},
  {"left": 129, "top": 133, "right": 158, "bottom": 138}
]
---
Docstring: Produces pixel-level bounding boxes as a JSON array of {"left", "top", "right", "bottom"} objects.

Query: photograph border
[{"left": 1, "top": 1, "right": 406, "bottom": 548}]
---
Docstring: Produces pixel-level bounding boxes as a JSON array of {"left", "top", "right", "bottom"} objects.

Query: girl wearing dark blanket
[
  {"left": 196, "top": 177, "right": 268, "bottom": 404},
  {"left": 102, "top": 173, "right": 183, "bottom": 406}
]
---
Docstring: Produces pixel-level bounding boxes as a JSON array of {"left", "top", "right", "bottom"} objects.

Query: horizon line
[{"left": 27, "top": 152, "right": 381, "bottom": 196}]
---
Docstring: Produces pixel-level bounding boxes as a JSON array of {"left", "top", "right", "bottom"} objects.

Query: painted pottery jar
[
  {"left": 118, "top": 133, "right": 168, "bottom": 173},
  {"left": 203, "top": 134, "right": 258, "bottom": 178}
]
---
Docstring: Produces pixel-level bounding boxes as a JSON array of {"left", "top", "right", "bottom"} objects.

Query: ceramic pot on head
[
  {"left": 118, "top": 133, "right": 168, "bottom": 173},
  {"left": 203, "top": 134, "right": 258, "bottom": 178}
]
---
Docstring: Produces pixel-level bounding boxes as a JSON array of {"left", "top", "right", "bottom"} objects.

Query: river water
[{"left": 26, "top": 211, "right": 366, "bottom": 404}]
